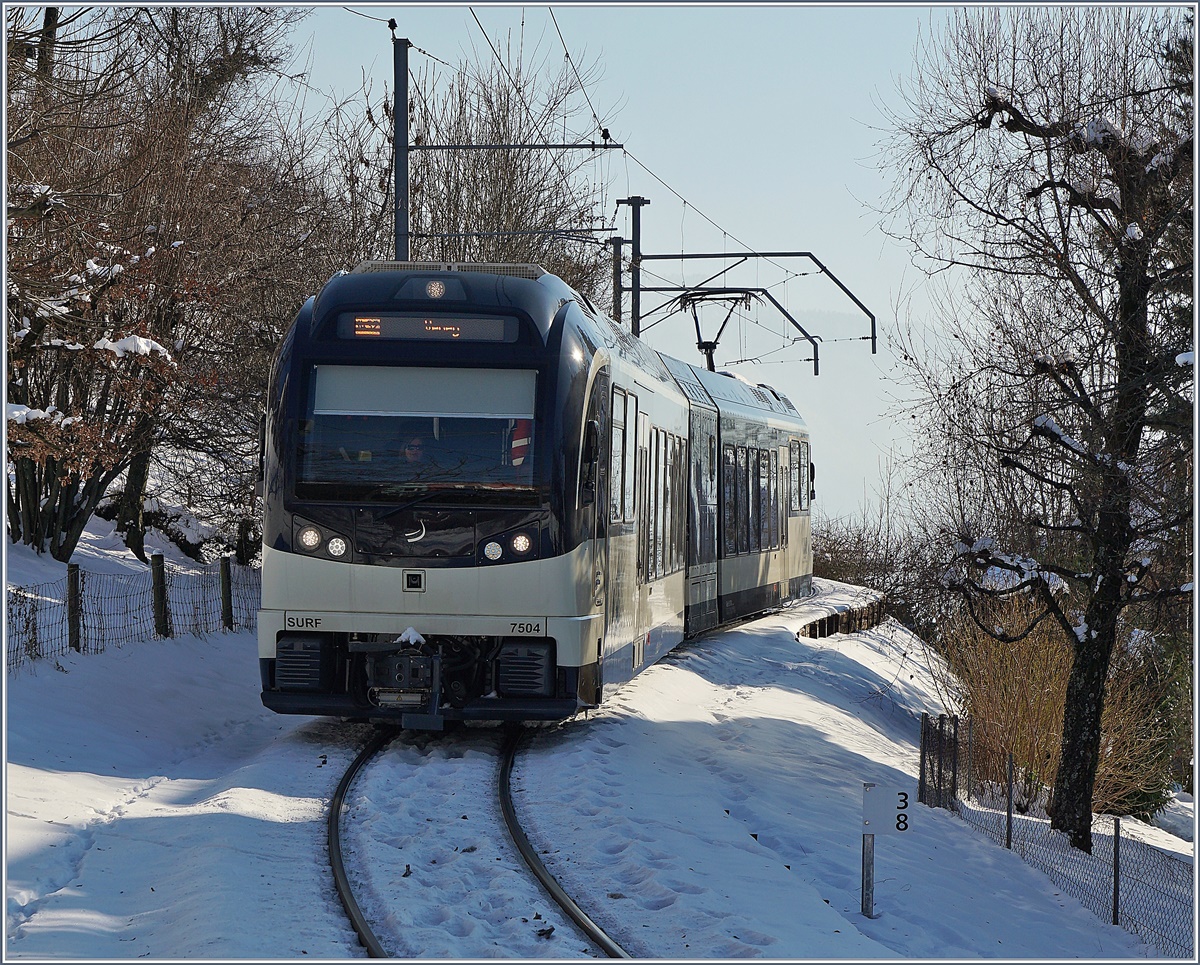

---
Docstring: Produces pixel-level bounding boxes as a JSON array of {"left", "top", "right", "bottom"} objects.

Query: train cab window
[
  {"left": 722, "top": 444, "right": 738, "bottom": 556},
  {"left": 789, "top": 440, "right": 801, "bottom": 515},
  {"left": 610, "top": 388, "right": 626, "bottom": 523},
  {"left": 298, "top": 364, "right": 537, "bottom": 497}
]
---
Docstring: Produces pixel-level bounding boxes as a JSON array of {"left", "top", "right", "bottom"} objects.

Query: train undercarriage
[{"left": 262, "top": 630, "right": 590, "bottom": 730}]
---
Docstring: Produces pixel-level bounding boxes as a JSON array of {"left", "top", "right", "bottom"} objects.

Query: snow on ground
[{"left": 4, "top": 531, "right": 1190, "bottom": 959}]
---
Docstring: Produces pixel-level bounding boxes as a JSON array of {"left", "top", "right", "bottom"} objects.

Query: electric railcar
[{"left": 257, "top": 262, "right": 814, "bottom": 730}]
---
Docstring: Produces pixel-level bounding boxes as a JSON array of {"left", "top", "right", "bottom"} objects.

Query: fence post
[
  {"left": 151, "top": 553, "right": 172, "bottom": 638},
  {"left": 220, "top": 556, "right": 234, "bottom": 630},
  {"left": 951, "top": 716, "right": 960, "bottom": 807},
  {"left": 966, "top": 718, "right": 973, "bottom": 801},
  {"left": 1112, "top": 816, "right": 1121, "bottom": 926},
  {"left": 67, "top": 563, "right": 81, "bottom": 652},
  {"left": 918, "top": 713, "right": 929, "bottom": 805},
  {"left": 1006, "top": 752, "right": 1014, "bottom": 850},
  {"left": 936, "top": 715, "right": 947, "bottom": 808}
]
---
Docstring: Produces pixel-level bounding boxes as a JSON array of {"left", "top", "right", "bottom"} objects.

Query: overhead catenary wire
[
  {"left": 548, "top": 7, "right": 609, "bottom": 142},
  {"left": 619, "top": 147, "right": 804, "bottom": 285},
  {"left": 467, "top": 6, "right": 581, "bottom": 204},
  {"left": 359, "top": 7, "right": 829, "bottom": 368}
]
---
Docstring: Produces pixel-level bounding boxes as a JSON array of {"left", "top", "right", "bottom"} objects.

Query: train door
[
  {"left": 605, "top": 383, "right": 640, "bottom": 676},
  {"left": 583, "top": 368, "right": 612, "bottom": 691},
  {"left": 685, "top": 405, "right": 719, "bottom": 635}
]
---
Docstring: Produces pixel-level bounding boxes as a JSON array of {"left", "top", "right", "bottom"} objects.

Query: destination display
[{"left": 338, "top": 313, "right": 516, "bottom": 342}]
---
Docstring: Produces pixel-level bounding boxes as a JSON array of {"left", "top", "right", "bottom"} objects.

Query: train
[{"left": 257, "top": 261, "right": 814, "bottom": 730}]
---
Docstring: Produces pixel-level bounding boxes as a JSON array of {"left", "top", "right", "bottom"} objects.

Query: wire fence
[
  {"left": 920, "top": 713, "right": 1195, "bottom": 959},
  {"left": 6, "top": 555, "right": 261, "bottom": 673}
]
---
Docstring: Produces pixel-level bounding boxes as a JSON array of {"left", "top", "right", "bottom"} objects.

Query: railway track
[
  {"left": 327, "top": 724, "right": 630, "bottom": 959},
  {"left": 325, "top": 586, "right": 884, "bottom": 958}
]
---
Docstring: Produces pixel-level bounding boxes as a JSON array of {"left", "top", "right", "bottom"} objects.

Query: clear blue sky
[{"left": 293, "top": 3, "right": 952, "bottom": 518}]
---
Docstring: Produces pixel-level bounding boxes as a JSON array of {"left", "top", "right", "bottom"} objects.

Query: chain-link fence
[
  {"left": 920, "top": 713, "right": 1194, "bottom": 958},
  {"left": 6, "top": 555, "right": 261, "bottom": 673}
]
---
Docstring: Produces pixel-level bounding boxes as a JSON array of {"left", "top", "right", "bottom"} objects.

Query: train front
[{"left": 257, "top": 263, "right": 602, "bottom": 730}]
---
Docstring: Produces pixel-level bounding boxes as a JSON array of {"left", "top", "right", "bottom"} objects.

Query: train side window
[
  {"left": 748, "top": 449, "right": 760, "bottom": 554},
  {"left": 779, "top": 446, "right": 788, "bottom": 547},
  {"left": 648, "top": 428, "right": 656, "bottom": 579},
  {"left": 661, "top": 429, "right": 671, "bottom": 577},
  {"left": 655, "top": 428, "right": 665, "bottom": 579},
  {"left": 799, "top": 441, "right": 811, "bottom": 512},
  {"left": 758, "top": 450, "right": 771, "bottom": 551},
  {"left": 675, "top": 434, "right": 686, "bottom": 572},
  {"left": 637, "top": 413, "right": 649, "bottom": 581},
  {"left": 661, "top": 429, "right": 670, "bottom": 577},
  {"left": 722, "top": 444, "right": 738, "bottom": 556},
  {"left": 736, "top": 447, "right": 749, "bottom": 555},
  {"left": 769, "top": 448, "right": 779, "bottom": 549},
  {"left": 664, "top": 432, "right": 673, "bottom": 574},
  {"left": 671, "top": 434, "right": 682, "bottom": 573},
  {"left": 624, "top": 394, "right": 638, "bottom": 521},
  {"left": 789, "top": 440, "right": 801, "bottom": 515},
  {"left": 610, "top": 388, "right": 626, "bottom": 523}
]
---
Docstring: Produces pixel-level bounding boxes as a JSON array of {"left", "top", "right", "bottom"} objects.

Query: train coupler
[{"left": 366, "top": 652, "right": 445, "bottom": 730}]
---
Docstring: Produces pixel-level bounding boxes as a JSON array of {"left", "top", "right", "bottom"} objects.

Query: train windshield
[{"left": 297, "top": 364, "right": 537, "bottom": 497}]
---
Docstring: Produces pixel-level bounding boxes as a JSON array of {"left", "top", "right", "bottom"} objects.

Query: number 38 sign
[{"left": 862, "top": 782, "right": 912, "bottom": 834}]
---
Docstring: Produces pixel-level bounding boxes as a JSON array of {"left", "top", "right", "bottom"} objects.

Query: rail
[
  {"left": 327, "top": 727, "right": 398, "bottom": 958},
  {"left": 326, "top": 725, "right": 632, "bottom": 958},
  {"left": 499, "top": 725, "right": 632, "bottom": 958}
]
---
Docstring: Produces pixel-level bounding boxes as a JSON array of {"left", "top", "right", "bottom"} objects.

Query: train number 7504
[{"left": 509, "top": 621, "right": 542, "bottom": 635}]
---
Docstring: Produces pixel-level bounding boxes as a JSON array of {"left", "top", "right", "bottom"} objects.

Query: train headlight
[
  {"left": 483, "top": 541, "right": 503, "bottom": 561},
  {"left": 426, "top": 280, "right": 446, "bottom": 299},
  {"left": 297, "top": 526, "right": 322, "bottom": 551},
  {"left": 510, "top": 532, "right": 533, "bottom": 555},
  {"left": 327, "top": 536, "right": 348, "bottom": 558}
]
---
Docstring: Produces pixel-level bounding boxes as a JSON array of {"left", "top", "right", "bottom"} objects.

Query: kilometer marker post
[{"left": 861, "top": 782, "right": 913, "bottom": 918}]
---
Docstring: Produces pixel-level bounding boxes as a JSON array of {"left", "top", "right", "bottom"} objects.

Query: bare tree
[
  {"left": 6, "top": 6, "right": 327, "bottom": 561},
  {"left": 331, "top": 29, "right": 614, "bottom": 300},
  {"left": 7, "top": 7, "right": 165, "bottom": 560},
  {"left": 882, "top": 8, "right": 1192, "bottom": 850}
]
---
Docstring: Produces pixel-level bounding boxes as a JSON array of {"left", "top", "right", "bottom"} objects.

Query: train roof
[
  {"left": 350, "top": 261, "right": 548, "bottom": 280},
  {"left": 659, "top": 354, "right": 804, "bottom": 424},
  {"left": 309, "top": 262, "right": 804, "bottom": 426}
]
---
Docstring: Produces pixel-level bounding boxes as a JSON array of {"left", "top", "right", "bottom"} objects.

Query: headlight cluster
[
  {"left": 481, "top": 530, "right": 536, "bottom": 563},
  {"left": 295, "top": 521, "right": 350, "bottom": 560}
]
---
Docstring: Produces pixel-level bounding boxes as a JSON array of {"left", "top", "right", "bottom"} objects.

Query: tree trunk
[
  {"left": 36, "top": 7, "right": 59, "bottom": 80},
  {"left": 116, "top": 442, "right": 153, "bottom": 563},
  {"left": 1051, "top": 249, "right": 1153, "bottom": 852},
  {"left": 234, "top": 516, "right": 255, "bottom": 566},
  {"left": 1051, "top": 631, "right": 1116, "bottom": 852}
]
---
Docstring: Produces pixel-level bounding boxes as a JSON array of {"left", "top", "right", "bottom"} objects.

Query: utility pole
[
  {"left": 390, "top": 28, "right": 621, "bottom": 266},
  {"left": 390, "top": 24, "right": 410, "bottom": 261},
  {"left": 617, "top": 197, "right": 650, "bottom": 336},
  {"left": 610, "top": 236, "right": 624, "bottom": 323}
]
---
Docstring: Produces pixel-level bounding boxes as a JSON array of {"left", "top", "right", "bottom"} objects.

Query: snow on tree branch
[{"left": 93, "top": 335, "right": 174, "bottom": 362}]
